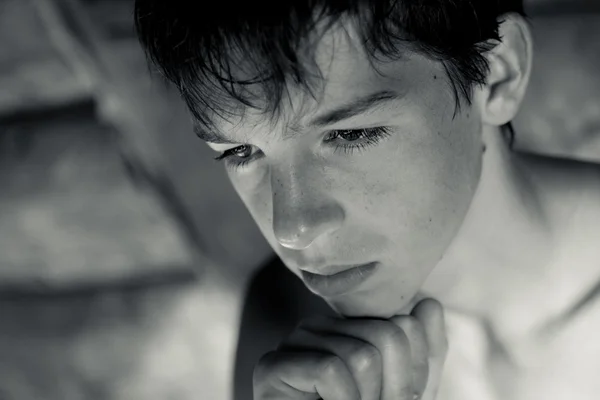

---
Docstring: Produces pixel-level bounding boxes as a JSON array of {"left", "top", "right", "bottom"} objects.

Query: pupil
[
  {"left": 341, "top": 130, "right": 361, "bottom": 141},
  {"left": 236, "top": 145, "right": 250, "bottom": 157}
]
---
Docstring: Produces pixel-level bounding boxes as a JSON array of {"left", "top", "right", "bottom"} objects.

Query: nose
[{"left": 271, "top": 172, "right": 344, "bottom": 250}]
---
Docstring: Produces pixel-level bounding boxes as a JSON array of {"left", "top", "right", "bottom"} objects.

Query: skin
[
  {"left": 204, "top": 12, "right": 537, "bottom": 400},
  {"left": 254, "top": 299, "right": 447, "bottom": 400},
  {"left": 207, "top": 24, "right": 487, "bottom": 318}
]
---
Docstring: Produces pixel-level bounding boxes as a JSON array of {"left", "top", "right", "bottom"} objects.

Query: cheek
[
  {"left": 228, "top": 167, "right": 272, "bottom": 231},
  {"left": 226, "top": 104, "right": 482, "bottom": 269},
  {"left": 227, "top": 168, "right": 295, "bottom": 260},
  {"left": 356, "top": 110, "right": 482, "bottom": 267}
]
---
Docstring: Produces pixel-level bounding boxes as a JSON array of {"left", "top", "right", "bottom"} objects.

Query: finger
[
  {"left": 411, "top": 299, "right": 448, "bottom": 400},
  {"left": 301, "top": 317, "right": 414, "bottom": 400},
  {"left": 389, "top": 316, "right": 429, "bottom": 397},
  {"left": 254, "top": 350, "right": 360, "bottom": 400},
  {"left": 411, "top": 299, "right": 448, "bottom": 359},
  {"left": 279, "top": 328, "right": 382, "bottom": 400}
]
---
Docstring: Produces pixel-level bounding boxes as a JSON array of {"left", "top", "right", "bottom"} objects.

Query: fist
[{"left": 253, "top": 298, "right": 448, "bottom": 400}]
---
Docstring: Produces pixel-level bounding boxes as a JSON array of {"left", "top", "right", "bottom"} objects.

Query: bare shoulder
[
  {"left": 518, "top": 151, "right": 600, "bottom": 323},
  {"left": 519, "top": 151, "right": 600, "bottom": 331},
  {"left": 518, "top": 152, "right": 600, "bottom": 232}
]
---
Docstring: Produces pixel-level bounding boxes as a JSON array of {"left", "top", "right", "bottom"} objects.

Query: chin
[{"left": 326, "top": 290, "right": 418, "bottom": 319}]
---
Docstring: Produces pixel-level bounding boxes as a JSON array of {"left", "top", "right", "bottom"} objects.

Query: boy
[{"left": 135, "top": 1, "right": 600, "bottom": 399}]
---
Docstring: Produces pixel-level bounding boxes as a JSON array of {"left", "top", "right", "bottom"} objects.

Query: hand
[{"left": 253, "top": 298, "right": 448, "bottom": 400}]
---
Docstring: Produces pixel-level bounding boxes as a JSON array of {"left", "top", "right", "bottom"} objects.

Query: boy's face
[{"left": 205, "top": 24, "right": 485, "bottom": 317}]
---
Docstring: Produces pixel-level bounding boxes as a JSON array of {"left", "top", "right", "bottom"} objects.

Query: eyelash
[{"left": 213, "top": 126, "right": 392, "bottom": 171}]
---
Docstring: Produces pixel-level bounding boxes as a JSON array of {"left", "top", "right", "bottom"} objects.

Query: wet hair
[{"left": 134, "top": 0, "right": 524, "bottom": 145}]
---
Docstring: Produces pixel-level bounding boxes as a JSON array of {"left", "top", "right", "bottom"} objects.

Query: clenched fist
[{"left": 253, "top": 298, "right": 447, "bottom": 400}]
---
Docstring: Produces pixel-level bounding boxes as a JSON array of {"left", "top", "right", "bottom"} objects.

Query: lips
[
  {"left": 299, "top": 263, "right": 369, "bottom": 276},
  {"left": 300, "top": 262, "right": 379, "bottom": 297}
]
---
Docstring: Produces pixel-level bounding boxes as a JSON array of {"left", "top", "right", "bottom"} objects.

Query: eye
[
  {"left": 325, "top": 126, "right": 392, "bottom": 155},
  {"left": 213, "top": 144, "right": 260, "bottom": 170},
  {"left": 212, "top": 126, "right": 392, "bottom": 170}
]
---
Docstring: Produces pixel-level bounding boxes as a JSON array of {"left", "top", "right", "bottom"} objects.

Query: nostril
[{"left": 277, "top": 228, "right": 315, "bottom": 250}]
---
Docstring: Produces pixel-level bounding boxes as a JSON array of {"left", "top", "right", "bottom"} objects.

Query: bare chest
[{"left": 438, "top": 302, "right": 600, "bottom": 400}]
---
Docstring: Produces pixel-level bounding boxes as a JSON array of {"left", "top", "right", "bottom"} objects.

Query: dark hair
[{"left": 134, "top": 0, "right": 524, "bottom": 142}]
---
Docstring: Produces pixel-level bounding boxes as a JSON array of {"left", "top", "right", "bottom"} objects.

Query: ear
[{"left": 480, "top": 14, "right": 534, "bottom": 127}]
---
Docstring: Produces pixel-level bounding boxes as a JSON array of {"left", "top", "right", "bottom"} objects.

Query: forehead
[{"left": 207, "top": 22, "right": 414, "bottom": 143}]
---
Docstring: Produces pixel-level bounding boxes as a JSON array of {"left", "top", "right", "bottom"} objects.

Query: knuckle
[
  {"left": 349, "top": 343, "right": 381, "bottom": 371},
  {"left": 379, "top": 323, "right": 409, "bottom": 348},
  {"left": 319, "top": 354, "right": 345, "bottom": 378},
  {"left": 253, "top": 351, "right": 280, "bottom": 380},
  {"left": 393, "top": 315, "right": 421, "bottom": 333}
]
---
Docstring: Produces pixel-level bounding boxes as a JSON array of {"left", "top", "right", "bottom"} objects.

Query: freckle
[
  {"left": 400, "top": 295, "right": 404, "bottom": 300},
  {"left": 433, "top": 75, "right": 437, "bottom": 80}
]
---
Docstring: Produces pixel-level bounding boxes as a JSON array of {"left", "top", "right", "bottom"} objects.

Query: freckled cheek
[
  {"left": 229, "top": 169, "right": 274, "bottom": 229},
  {"left": 359, "top": 144, "right": 464, "bottom": 235},
  {"left": 384, "top": 144, "right": 479, "bottom": 256}
]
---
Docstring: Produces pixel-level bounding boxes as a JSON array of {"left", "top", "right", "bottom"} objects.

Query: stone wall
[{"left": 0, "top": 1, "right": 249, "bottom": 399}]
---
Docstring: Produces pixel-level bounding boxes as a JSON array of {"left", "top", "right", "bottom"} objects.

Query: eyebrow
[
  {"left": 194, "top": 89, "right": 404, "bottom": 144},
  {"left": 308, "top": 89, "right": 405, "bottom": 128},
  {"left": 193, "top": 125, "right": 235, "bottom": 144}
]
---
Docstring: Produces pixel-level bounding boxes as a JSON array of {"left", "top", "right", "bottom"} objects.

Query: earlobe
[{"left": 481, "top": 14, "right": 533, "bottom": 127}]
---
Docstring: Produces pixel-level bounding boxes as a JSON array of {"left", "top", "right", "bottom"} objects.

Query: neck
[{"left": 422, "top": 126, "right": 558, "bottom": 342}]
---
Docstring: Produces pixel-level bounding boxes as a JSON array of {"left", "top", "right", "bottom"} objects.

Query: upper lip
[{"left": 298, "top": 263, "right": 373, "bottom": 276}]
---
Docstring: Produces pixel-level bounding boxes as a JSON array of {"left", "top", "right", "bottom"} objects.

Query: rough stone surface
[
  {"left": 515, "top": 14, "right": 600, "bottom": 162},
  {"left": 0, "top": 0, "right": 95, "bottom": 117},
  {"left": 0, "top": 263, "right": 243, "bottom": 400},
  {"left": 0, "top": 103, "right": 197, "bottom": 288}
]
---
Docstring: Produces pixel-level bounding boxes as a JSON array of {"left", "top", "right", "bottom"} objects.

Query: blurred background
[{"left": 0, "top": 0, "right": 599, "bottom": 399}]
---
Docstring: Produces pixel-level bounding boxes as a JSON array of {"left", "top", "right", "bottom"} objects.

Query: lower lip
[{"left": 301, "top": 262, "right": 379, "bottom": 297}]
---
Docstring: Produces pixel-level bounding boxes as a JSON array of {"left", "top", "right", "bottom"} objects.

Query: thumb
[
  {"left": 410, "top": 298, "right": 447, "bottom": 358},
  {"left": 410, "top": 298, "right": 448, "bottom": 400}
]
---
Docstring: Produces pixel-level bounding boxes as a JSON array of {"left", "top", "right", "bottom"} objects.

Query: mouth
[{"left": 300, "top": 262, "right": 379, "bottom": 298}]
